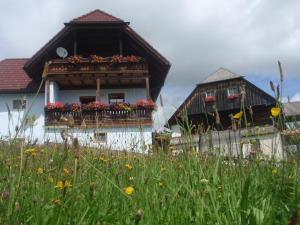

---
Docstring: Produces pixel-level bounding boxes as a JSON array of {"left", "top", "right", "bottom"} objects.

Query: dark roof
[
  {"left": 0, "top": 59, "right": 39, "bottom": 93},
  {"left": 283, "top": 101, "right": 300, "bottom": 117},
  {"left": 70, "top": 9, "right": 124, "bottom": 24},
  {"left": 199, "top": 68, "right": 243, "bottom": 85}
]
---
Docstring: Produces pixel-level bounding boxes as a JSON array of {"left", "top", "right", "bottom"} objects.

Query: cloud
[{"left": 1, "top": 0, "right": 300, "bottom": 128}]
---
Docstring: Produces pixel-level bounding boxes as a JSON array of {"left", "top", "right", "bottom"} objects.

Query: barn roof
[
  {"left": 0, "top": 59, "right": 39, "bottom": 93},
  {"left": 199, "top": 68, "right": 243, "bottom": 85},
  {"left": 283, "top": 101, "right": 300, "bottom": 117}
]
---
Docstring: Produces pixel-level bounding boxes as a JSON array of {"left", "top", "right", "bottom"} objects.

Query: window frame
[
  {"left": 204, "top": 90, "right": 216, "bottom": 98},
  {"left": 79, "top": 96, "right": 96, "bottom": 104},
  {"left": 227, "top": 86, "right": 239, "bottom": 97}
]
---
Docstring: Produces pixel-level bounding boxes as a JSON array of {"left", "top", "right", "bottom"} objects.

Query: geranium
[
  {"left": 71, "top": 103, "right": 81, "bottom": 112},
  {"left": 89, "top": 54, "right": 104, "bottom": 63},
  {"left": 45, "top": 102, "right": 64, "bottom": 110},
  {"left": 205, "top": 96, "right": 216, "bottom": 103},
  {"left": 136, "top": 99, "right": 155, "bottom": 109},
  {"left": 87, "top": 101, "right": 108, "bottom": 111},
  {"left": 227, "top": 94, "right": 239, "bottom": 100},
  {"left": 67, "top": 55, "right": 84, "bottom": 64},
  {"left": 271, "top": 107, "right": 281, "bottom": 117},
  {"left": 110, "top": 55, "right": 121, "bottom": 65},
  {"left": 125, "top": 55, "right": 138, "bottom": 63},
  {"left": 111, "top": 102, "right": 132, "bottom": 111}
]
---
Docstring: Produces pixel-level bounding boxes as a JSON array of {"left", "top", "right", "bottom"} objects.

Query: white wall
[{"left": 57, "top": 88, "right": 147, "bottom": 104}]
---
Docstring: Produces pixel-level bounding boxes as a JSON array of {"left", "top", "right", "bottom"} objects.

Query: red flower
[
  {"left": 227, "top": 94, "right": 239, "bottom": 100},
  {"left": 45, "top": 102, "right": 64, "bottom": 110},
  {"left": 87, "top": 101, "right": 108, "bottom": 111},
  {"left": 136, "top": 99, "right": 155, "bottom": 109},
  {"left": 205, "top": 96, "right": 216, "bottom": 103}
]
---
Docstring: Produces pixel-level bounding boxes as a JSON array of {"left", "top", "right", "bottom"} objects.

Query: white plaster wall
[
  {"left": 45, "top": 126, "right": 152, "bottom": 152},
  {"left": 0, "top": 93, "right": 45, "bottom": 143},
  {"left": 58, "top": 88, "right": 147, "bottom": 104}
]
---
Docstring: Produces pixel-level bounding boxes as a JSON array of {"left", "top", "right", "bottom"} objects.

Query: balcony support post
[
  {"left": 145, "top": 77, "right": 150, "bottom": 100},
  {"left": 45, "top": 79, "right": 50, "bottom": 105},
  {"left": 96, "top": 78, "right": 101, "bottom": 101}
]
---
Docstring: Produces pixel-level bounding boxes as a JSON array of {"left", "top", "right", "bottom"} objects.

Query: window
[
  {"left": 80, "top": 96, "right": 95, "bottom": 104},
  {"left": 227, "top": 87, "right": 239, "bottom": 97},
  {"left": 13, "top": 99, "right": 26, "bottom": 110},
  {"left": 205, "top": 90, "right": 216, "bottom": 98},
  {"left": 94, "top": 132, "right": 107, "bottom": 143},
  {"left": 108, "top": 93, "right": 125, "bottom": 104}
]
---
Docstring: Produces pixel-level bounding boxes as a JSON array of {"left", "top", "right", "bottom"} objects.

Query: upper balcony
[{"left": 43, "top": 55, "right": 148, "bottom": 79}]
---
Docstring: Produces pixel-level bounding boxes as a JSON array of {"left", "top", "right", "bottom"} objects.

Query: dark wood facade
[{"left": 168, "top": 69, "right": 276, "bottom": 131}]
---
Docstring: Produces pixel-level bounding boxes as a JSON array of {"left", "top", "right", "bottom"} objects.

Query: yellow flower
[
  {"left": 272, "top": 169, "right": 277, "bottom": 175},
  {"left": 288, "top": 175, "right": 294, "bottom": 181},
  {"left": 271, "top": 107, "right": 281, "bottom": 117},
  {"left": 48, "top": 176, "right": 54, "bottom": 183},
  {"left": 125, "top": 164, "right": 133, "bottom": 170},
  {"left": 233, "top": 111, "right": 243, "bottom": 119},
  {"left": 55, "top": 180, "right": 72, "bottom": 190},
  {"left": 25, "top": 148, "right": 37, "bottom": 156},
  {"left": 124, "top": 186, "right": 134, "bottom": 195},
  {"left": 37, "top": 167, "right": 44, "bottom": 175}
]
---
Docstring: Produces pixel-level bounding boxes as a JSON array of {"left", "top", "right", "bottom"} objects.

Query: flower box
[
  {"left": 227, "top": 94, "right": 239, "bottom": 101},
  {"left": 204, "top": 96, "right": 216, "bottom": 103}
]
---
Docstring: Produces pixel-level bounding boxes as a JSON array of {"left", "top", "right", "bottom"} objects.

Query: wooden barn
[{"left": 168, "top": 68, "right": 276, "bottom": 133}]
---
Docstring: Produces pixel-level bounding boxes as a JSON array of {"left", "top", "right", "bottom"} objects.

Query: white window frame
[
  {"left": 227, "top": 87, "right": 239, "bottom": 97},
  {"left": 205, "top": 90, "right": 216, "bottom": 98}
]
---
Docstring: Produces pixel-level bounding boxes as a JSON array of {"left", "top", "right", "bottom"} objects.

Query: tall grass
[{"left": 0, "top": 143, "right": 299, "bottom": 225}]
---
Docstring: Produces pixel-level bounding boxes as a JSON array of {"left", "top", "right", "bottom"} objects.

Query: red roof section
[
  {"left": 71, "top": 9, "right": 123, "bottom": 23},
  {"left": 0, "top": 59, "right": 36, "bottom": 92}
]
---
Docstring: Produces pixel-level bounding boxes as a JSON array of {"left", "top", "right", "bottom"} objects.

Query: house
[
  {"left": 167, "top": 68, "right": 286, "bottom": 158},
  {"left": 0, "top": 9, "right": 171, "bottom": 150}
]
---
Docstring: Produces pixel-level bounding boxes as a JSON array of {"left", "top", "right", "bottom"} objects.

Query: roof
[
  {"left": 0, "top": 59, "right": 39, "bottom": 93},
  {"left": 283, "top": 101, "right": 300, "bottom": 117},
  {"left": 70, "top": 9, "right": 124, "bottom": 24},
  {"left": 199, "top": 68, "right": 243, "bottom": 85}
]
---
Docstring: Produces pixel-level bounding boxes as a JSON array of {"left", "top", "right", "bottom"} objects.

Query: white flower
[{"left": 200, "top": 179, "right": 208, "bottom": 184}]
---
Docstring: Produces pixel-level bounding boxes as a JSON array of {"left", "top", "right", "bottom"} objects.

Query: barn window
[
  {"left": 108, "top": 93, "right": 125, "bottom": 104},
  {"left": 227, "top": 87, "right": 239, "bottom": 100},
  {"left": 94, "top": 132, "right": 107, "bottom": 143},
  {"left": 204, "top": 90, "right": 216, "bottom": 103},
  {"left": 13, "top": 99, "right": 26, "bottom": 110}
]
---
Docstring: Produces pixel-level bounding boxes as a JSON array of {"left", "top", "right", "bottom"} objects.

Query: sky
[{"left": 1, "top": 0, "right": 300, "bottom": 128}]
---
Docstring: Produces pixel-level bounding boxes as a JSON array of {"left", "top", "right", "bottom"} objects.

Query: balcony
[
  {"left": 44, "top": 101, "right": 154, "bottom": 128},
  {"left": 43, "top": 55, "right": 148, "bottom": 78}
]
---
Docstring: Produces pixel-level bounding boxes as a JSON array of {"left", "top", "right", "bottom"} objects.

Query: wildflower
[
  {"left": 63, "top": 167, "right": 71, "bottom": 176},
  {"left": 48, "top": 176, "right": 54, "bottom": 183},
  {"left": 99, "top": 157, "right": 108, "bottom": 163},
  {"left": 271, "top": 107, "right": 281, "bottom": 117},
  {"left": 14, "top": 201, "right": 20, "bottom": 210},
  {"left": 37, "top": 167, "right": 44, "bottom": 175},
  {"left": 53, "top": 199, "right": 61, "bottom": 206},
  {"left": 1, "top": 191, "right": 9, "bottom": 201},
  {"left": 288, "top": 175, "right": 294, "bottom": 181},
  {"left": 125, "top": 164, "right": 133, "bottom": 170},
  {"left": 55, "top": 180, "right": 72, "bottom": 190},
  {"left": 124, "top": 186, "right": 134, "bottom": 195},
  {"left": 25, "top": 148, "right": 37, "bottom": 156},
  {"left": 129, "top": 176, "right": 135, "bottom": 181},
  {"left": 233, "top": 111, "right": 243, "bottom": 120},
  {"left": 200, "top": 179, "right": 209, "bottom": 184},
  {"left": 272, "top": 169, "right": 278, "bottom": 175}
]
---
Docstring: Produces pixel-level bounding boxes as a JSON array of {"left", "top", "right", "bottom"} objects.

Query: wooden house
[
  {"left": 0, "top": 9, "right": 170, "bottom": 150},
  {"left": 168, "top": 68, "right": 276, "bottom": 133}
]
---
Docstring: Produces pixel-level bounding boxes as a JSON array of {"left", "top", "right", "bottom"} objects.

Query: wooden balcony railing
[
  {"left": 44, "top": 58, "right": 148, "bottom": 77},
  {"left": 44, "top": 108, "right": 153, "bottom": 128}
]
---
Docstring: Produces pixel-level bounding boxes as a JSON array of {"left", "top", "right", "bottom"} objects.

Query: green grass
[{"left": 0, "top": 144, "right": 299, "bottom": 225}]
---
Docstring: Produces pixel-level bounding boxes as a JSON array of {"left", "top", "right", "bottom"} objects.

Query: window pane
[
  {"left": 109, "top": 93, "right": 125, "bottom": 104},
  {"left": 94, "top": 132, "right": 107, "bottom": 142}
]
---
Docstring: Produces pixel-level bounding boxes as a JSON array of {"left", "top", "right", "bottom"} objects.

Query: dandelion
[
  {"left": 25, "top": 148, "right": 37, "bottom": 157},
  {"left": 272, "top": 169, "right": 278, "bottom": 175},
  {"left": 124, "top": 186, "right": 134, "bottom": 195},
  {"left": 271, "top": 107, "right": 281, "bottom": 117},
  {"left": 55, "top": 180, "right": 72, "bottom": 190},
  {"left": 37, "top": 167, "right": 44, "bottom": 175},
  {"left": 233, "top": 111, "right": 243, "bottom": 120},
  {"left": 125, "top": 164, "right": 133, "bottom": 170}
]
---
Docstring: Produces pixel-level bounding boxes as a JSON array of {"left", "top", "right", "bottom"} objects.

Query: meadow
[{"left": 0, "top": 142, "right": 299, "bottom": 225}]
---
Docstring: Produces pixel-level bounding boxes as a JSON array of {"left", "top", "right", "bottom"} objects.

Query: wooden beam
[
  {"left": 145, "top": 77, "right": 150, "bottom": 99},
  {"left": 96, "top": 78, "right": 101, "bottom": 101},
  {"left": 73, "top": 32, "right": 78, "bottom": 55},
  {"left": 45, "top": 79, "right": 50, "bottom": 105}
]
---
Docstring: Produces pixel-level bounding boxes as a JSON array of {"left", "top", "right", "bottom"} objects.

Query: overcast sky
[{"left": 1, "top": 0, "right": 300, "bottom": 128}]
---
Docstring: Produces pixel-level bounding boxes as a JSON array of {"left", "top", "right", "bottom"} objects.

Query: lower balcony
[{"left": 44, "top": 102, "right": 154, "bottom": 128}]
